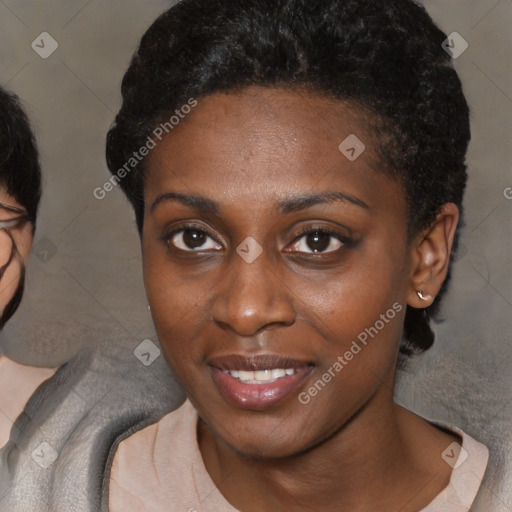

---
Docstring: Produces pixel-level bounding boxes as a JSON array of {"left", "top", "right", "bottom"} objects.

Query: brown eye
[
  {"left": 287, "top": 229, "right": 346, "bottom": 254},
  {"left": 166, "top": 227, "right": 222, "bottom": 252}
]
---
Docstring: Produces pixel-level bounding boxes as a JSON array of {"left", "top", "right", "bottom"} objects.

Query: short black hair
[
  {"left": 0, "top": 87, "right": 41, "bottom": 225},
  {"left": 106, "top": 0, "right": 470, "bottom": 361},
  {"left": 0, "top": 86, "right": 42, "bottom": 327}
]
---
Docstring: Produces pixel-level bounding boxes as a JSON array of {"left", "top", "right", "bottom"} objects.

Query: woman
[{"left": 104, "top": 0, "right": 489, "bottom": 510}]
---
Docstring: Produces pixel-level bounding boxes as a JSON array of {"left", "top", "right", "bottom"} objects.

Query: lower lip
[{"left": 211, "top": 366, "right": 314, "bottom": 410}]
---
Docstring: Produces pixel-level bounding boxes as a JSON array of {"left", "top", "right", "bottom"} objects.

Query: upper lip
[{"left": 208, "top": 353, "right": 314, "bottom": 372}]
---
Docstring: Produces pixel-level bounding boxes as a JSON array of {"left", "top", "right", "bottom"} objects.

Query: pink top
[
  {"left": 0, "top": 354, "right": 57, "bottom": 448},
  {"left": 109, "top": 399, "right": 489, "bottom": 512}
]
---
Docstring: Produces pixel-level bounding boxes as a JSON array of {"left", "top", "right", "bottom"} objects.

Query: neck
[{"left": 198, "top": 380, "right": 455, "bottom": 511}]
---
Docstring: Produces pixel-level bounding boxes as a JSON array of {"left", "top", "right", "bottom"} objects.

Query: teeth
[
  {"left": 238, "top": 370, "right": 254, "bottom": 381},
  {"left": 271, "top": 369, "right": 286, "bottom": 379},
  {"left": 225, "top": 368, "right": 302, "bottom": 384},
  {"left": 254, "top": 370, "right": 271, "bottom": 381}
]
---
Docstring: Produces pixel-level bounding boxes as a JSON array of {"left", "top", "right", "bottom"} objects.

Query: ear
[{"left": 407, "top": 203, "right": 460, "bottom": 308}]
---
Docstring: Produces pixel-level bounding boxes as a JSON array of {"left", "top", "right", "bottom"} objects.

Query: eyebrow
[{"left": 150, "top": 190, "right": 369, "bottom": 215}]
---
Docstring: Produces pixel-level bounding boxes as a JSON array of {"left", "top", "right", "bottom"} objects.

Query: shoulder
[
  {"left": 114, "top": 398, "right": 195, "bottom": 457},
  {"left": 108, "top": 399, "right": 196, "bottom": 512},
  {"left": 428, "top": 419, "right": 489, "bottom": 476},
  {"left": 421, "top": 418, "right": 489, "bottom": 512},
  {"left": 0, "top": 354, "right": 57, "bottom": 448},
  {"left": 1, "top": 347, "right": 185, "bottom": 512}
]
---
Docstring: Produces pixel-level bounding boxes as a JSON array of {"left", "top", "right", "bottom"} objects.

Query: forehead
[
  {"left": 144, "top": 86, "right": 404, "bottom": 218},
  {"left": 150, "top": 86, "right": 374, "bottom": 159}
]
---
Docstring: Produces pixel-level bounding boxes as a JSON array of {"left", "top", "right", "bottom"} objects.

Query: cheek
[
  {"left": 297, "top": 250, "right": 407, "bottom": 393},
  {"left": 142, "top": 248, "right": 209, "bottom": 369},
  {"left": 0, "top": 257, "right": 22, "bottom": 313},
  {"left": 0, "top": 231, "right": 21, "bottom": 310},
  {"left": 14, "top": 225, "right": 34, "bottom": 262},
  {"left": 290, "top": 278, "right": 404, "bottom": 436},
  {"left": 0, "top": 231, "right": 12, "bottom": 267},
  {"left": 304, "top": 250, "right": 406, "bottom": 344},
  {"left": 304, "top": 288, "right": 403, "bottom": 398}
]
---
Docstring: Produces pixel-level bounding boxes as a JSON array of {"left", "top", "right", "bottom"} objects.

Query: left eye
[{"left": 287, "top": 230, "right": 344, "bottom": 254}]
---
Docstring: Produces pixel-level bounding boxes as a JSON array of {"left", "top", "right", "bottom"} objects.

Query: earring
[{"left": 417, "top": 290, "right": 432, "bottom": 301}]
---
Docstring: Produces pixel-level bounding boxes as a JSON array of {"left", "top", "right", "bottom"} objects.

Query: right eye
[{"left": 164, "top": 225, "right": 223, "bottom": 252}]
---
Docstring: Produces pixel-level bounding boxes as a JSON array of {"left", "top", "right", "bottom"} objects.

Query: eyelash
[{"left": 161, "top": 222, "right": 354, "bottom": 256}]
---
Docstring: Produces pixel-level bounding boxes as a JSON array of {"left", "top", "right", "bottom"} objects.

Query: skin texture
[{"left": 142, "top": 86, "right": 460, "bottom": 511}]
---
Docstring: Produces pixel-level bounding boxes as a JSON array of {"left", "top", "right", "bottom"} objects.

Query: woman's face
[{"left": 142, "top": 86, "right": 414, "bottom": 458}]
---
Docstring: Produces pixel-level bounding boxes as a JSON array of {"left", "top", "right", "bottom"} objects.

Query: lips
[
  {"left": 209, "top": 354, "right": 315, "bottom": 410},
  {"left": 208, "top": 353, "right": 312, "bottom": 371}
]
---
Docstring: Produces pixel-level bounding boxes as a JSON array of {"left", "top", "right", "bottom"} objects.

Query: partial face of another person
[
  {"left": 0, "top": 188, "right": 33, "bottom": 327},
  {"left": 141, "top": 86, "right": 425, "bottom": 458}
]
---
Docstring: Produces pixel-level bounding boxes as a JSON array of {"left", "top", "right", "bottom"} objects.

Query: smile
[
  {"left": 222, "top": 368, "right": 304, "bottom": 384},
  {"left": 209, "top": 354, "right": 315, "bottom": 410}
]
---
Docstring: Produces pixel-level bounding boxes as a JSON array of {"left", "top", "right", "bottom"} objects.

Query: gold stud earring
[{"left": 417, "top": 290, "right": 432, "bottom": 301}]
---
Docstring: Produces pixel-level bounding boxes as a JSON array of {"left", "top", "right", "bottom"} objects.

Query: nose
[{"left": 210, "top": 249, "right": 296, "bottom": 337}]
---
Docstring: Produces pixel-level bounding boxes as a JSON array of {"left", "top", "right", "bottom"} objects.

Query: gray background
[{"left": 0, "top": 0, "right": 510, "bottom": 509}]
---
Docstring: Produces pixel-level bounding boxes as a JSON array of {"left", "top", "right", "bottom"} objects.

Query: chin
[{"left": 209, "top": 416, "right": 314, "bottom": 461}]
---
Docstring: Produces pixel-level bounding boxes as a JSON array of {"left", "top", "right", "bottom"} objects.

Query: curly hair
[{"left": 106, "top": 0, "right": 470, "bottom": 362}]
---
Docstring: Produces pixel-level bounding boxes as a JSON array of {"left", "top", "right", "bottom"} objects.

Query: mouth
[{"left": 208, "top": 354, "right": 315, "bottom": 410}]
